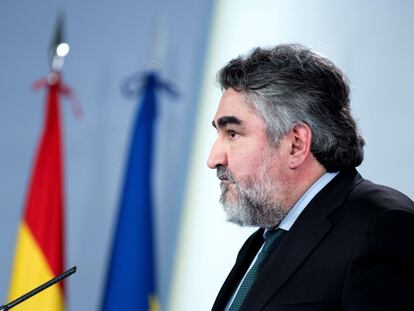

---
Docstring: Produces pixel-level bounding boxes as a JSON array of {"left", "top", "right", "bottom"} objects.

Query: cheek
[{"left": 228, "top": 151, "right": 263, "bottom": 180}]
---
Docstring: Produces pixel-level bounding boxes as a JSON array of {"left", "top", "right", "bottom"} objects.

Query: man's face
[{"left": 208, "top": 88, "right": 291, "bottom": 228}]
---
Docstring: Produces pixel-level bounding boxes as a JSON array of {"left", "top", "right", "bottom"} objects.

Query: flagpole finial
[
  {"left": 147, "top": 13, "right": 166, "bottom": 72},
  {"left": 49, "top": 12, "right": 70, "bottom": 73}
]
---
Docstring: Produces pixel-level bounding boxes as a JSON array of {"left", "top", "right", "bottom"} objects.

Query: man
[{"left": 208, "top": 44, "right": 414, "bottom": 311}]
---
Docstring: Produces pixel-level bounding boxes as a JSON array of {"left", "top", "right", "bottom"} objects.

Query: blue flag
[{"left": 102, "top": 72, "right": 161, "bottom": 310}]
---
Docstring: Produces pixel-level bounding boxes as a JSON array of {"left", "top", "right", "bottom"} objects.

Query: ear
[{"left": 288, "top": 123, "right": 312, "bottom": 169}]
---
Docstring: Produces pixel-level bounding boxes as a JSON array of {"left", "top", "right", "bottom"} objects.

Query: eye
[{"left": 227, "top": 130, "right": 237, "bottom": 139}]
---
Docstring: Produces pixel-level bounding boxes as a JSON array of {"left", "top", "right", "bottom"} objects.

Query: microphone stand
[{"left": 0, "top": 266, "right": 76, "bottom": 310}]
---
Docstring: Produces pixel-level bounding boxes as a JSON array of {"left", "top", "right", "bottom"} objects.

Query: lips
[{"left": 216, "top": 165, "right": 236, "bottom": 183}]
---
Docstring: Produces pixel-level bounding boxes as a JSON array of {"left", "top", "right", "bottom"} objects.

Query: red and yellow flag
[{"left": 8, "top": 73, "right": 66, "bottom": 310}]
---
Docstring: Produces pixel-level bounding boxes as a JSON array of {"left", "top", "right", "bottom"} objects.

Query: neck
[{"left": 283, "top": 160, "right": 326, "bottom": 211}]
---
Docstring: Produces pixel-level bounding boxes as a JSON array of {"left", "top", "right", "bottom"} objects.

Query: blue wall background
[
  {"left": 2, "top": 1, "right": 414, "bottom": 310},
  {"left": 0, "top": 0, "right": 213, "bottom": 310}
]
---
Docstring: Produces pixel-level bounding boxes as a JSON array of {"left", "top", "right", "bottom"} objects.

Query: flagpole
[{"left": 50, "top": 13, "right": 70, "bottom": 74}]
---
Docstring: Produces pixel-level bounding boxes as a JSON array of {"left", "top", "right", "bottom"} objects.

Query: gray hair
[{"left": 217, "top": 44, "right": 365, "bottom": 172}]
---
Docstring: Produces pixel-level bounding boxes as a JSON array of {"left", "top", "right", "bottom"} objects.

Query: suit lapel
[
  {"left": 240, "top": 169, "right": 363, "bottom": 310},
  {"left": 241, "top": 200, "right": 332, "bottom": 310},
  {"left": 212, "top": 229, "right": 265, "bottom": 310}
]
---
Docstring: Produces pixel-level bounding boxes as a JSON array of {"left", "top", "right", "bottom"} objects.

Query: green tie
[{"left": 228, "top": 229, "right": 286, "bottom": 311}]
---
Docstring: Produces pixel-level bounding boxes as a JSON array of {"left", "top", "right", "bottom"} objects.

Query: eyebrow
[{"left": 212, "top": 116, "right": 242, "bottom": 129}]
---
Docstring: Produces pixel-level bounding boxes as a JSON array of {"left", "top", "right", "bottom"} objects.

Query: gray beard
[{"left": 217, "top": 166, "right": 289, "bottom": 228}]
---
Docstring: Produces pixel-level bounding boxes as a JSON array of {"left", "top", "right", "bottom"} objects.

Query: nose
[{"left": 207, "top": 138, "right": 228, "bottom": 169}]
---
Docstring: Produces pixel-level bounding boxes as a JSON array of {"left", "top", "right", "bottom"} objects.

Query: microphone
[{"left": 0, "top": 266, "right": 76, "bottom": 310}]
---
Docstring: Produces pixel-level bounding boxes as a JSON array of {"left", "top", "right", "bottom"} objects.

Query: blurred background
[{"left": 1, "top": 0, "right": 413, "bottom": 310}]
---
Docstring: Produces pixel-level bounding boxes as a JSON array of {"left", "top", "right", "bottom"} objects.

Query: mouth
[{"left": 216, "top": 166, "right": 234, "bottom": 183}]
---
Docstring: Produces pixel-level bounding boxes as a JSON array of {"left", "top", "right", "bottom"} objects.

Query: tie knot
[{"left": 262, "top": 228, "right": 285, "bottom": 254}]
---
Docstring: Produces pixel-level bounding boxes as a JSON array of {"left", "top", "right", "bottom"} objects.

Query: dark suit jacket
[{"left": 212, "top": 169, "right": 414, "bottom": 310}]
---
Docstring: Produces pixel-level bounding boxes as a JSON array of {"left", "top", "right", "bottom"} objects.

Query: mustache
[{"left": 216, "top": 165, "right": 237, "bottom": 183}]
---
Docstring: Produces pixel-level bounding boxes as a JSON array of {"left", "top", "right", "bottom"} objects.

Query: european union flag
[{"left": 102, "top": 72, "right": 161, "bottom": 310}]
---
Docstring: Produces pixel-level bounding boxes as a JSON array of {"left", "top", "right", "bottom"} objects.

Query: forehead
[{"left": 214, "top": 88, "right": 259, "bottom": 123}]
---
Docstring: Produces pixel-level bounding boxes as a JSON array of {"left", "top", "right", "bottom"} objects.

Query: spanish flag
[{"left": 8, "top": 73, "right": 66, "bottom": 310}]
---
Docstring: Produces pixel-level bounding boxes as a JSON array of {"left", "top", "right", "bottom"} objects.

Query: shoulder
[
  {"left": 324, "top": 171, "right": 414, "bottom": 236},
  {"left": 349, "top": 178, "right": 414, "bottom": 214}
]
